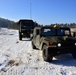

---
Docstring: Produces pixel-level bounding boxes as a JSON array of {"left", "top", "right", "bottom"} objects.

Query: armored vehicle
[
  {"left": 19, "top": 19, "right": 35, "bottom": 40},
  {"left": 32, "top": 26, "right": 76, "bottom": 62}
]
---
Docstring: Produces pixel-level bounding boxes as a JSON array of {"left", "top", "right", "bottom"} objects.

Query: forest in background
[{"left": 0, "top": 17, "right": 76, "bottom": 29}]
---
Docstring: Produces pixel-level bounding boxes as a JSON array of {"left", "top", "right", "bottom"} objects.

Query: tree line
[
  {"left": 0, "top": 17, "right": 14, "bottom": 28},
  {"left": 0, "top": 17, "right": 76, "bottom": 29}
]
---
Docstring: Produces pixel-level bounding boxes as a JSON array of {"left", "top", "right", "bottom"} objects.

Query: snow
[{"left": 0, "top": 28, "right": 76, "bottom": 75}]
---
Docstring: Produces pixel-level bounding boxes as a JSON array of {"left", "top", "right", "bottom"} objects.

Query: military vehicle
[
  {"left": 19, "top": 19, "right": 35, "bottom": 40},
  {"left": 32, "top": 26, "right": 76, "bottom": 62}
]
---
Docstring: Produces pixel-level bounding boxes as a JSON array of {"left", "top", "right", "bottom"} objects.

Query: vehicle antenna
[{"left": 30, "top": 2, "right": 32, "bottom": 19}]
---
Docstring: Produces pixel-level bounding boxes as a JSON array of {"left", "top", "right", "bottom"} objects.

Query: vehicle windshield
[
  {"left": 41, "top": 28, "right": 70, "bottom": 36},
  {"left": 41, "top": 28, "right": 55, "bottom": 36},
  {"left": 57, "top": 29, "right": 70, "bottom": 36},
  {"left": 21, "top": 22, "right": 34, "bottom": 29}
]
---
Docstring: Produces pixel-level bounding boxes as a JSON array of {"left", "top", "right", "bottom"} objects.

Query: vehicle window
[
  {"left": 57, "top": 29, "right": 64, "bottom": 35},
  {"left": 65, "top": 30, "right": 70, "bottom": 35},
  {"left": 21, "top": 22, "right": 34, "bottom": 28},
  {"left": 41, "top": 28, "right": 55, "bottom": 36},
  {"left": 44, "top": 29, "right": 51, "bottom": 32},
  {"left": 22, "top": 22, "right": 31, "bottom": 26},
  {"left": 41, "top": 28, "right": 70, "bottom": 36},
  {"left": 57, "top": 29, "right": 70, "bottom": 36}
]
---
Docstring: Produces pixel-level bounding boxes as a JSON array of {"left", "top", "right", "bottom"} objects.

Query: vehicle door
[{"left": 35, "top": 29, "right": 40, "bottom": 48}]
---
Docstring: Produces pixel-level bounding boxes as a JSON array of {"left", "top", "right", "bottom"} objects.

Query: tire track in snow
[
  {"left": 1, "top": 29, "right": 76, "bottom": 75},
  {"left": 0, "top": 39, "right": 65, "bottom": 75}
]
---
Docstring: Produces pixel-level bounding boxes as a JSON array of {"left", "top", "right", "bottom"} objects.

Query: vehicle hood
[{"left": 44, "top": 36, "right": 76, "bottom": 43}]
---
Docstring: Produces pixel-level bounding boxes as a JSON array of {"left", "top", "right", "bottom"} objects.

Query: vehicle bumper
[
  {"left": 48, "top": 46, "right": 76, "bottom": 56},
  {"left": 21, "top": 30, "right": 32, "bottom": 37}
]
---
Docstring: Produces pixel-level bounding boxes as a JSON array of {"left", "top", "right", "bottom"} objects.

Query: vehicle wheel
[
  {"left": 32, "top": 42, "right": 36, "bottom": 49},
  {"left": 19, "top": 32, "right": 22, "bottom": 40},
  {"left": 72, "top": 53, "right": 76, "bottom": 59},
  {"left": 43, "top": 45, "right": 53, "bottom": 62}
]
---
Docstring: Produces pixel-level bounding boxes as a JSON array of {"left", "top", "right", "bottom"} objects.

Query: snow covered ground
[{"left": 0, "top": 28, "right": 76, "bottom": 75}]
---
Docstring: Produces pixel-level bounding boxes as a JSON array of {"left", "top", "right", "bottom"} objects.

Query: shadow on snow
[{"left": 50, "top": 54, "right": 76, "bottom": 66}]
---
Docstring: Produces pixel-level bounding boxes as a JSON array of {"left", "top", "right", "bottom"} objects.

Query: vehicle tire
[
  {"left": 72, "top": 53, "right": 76, "bottom": 59},
  {"left": 42, "top": 45, "right": 53, "bottom": 62},
  {"left": 19, "top": 32, "right": 22, "bottom": 40},
  {"left": 32, "top": 42, "right": 36, "bottom": 49}
]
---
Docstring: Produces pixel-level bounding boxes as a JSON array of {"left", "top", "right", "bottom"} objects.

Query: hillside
[{"left": 0, "top": 17, "right": 14, "bottom": 28}]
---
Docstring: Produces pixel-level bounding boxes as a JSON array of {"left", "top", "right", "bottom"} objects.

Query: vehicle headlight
[
  {"left": 58, "top": 43, "right": 61, "bottom": 47},
  {"left": 75, "top": 43, "right": 76, "bottom": 46},
  {"left": 21, "top": 33, "right": 23, "bottom": 35}
]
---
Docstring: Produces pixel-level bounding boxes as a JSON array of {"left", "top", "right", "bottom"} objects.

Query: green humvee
[{"left": 32, "top": 26, "right": 76, "bottom": 62}]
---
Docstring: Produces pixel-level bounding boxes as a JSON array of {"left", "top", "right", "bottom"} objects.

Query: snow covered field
[{"left": 0, "top": 28, "right": 76, "bottom": 75}]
